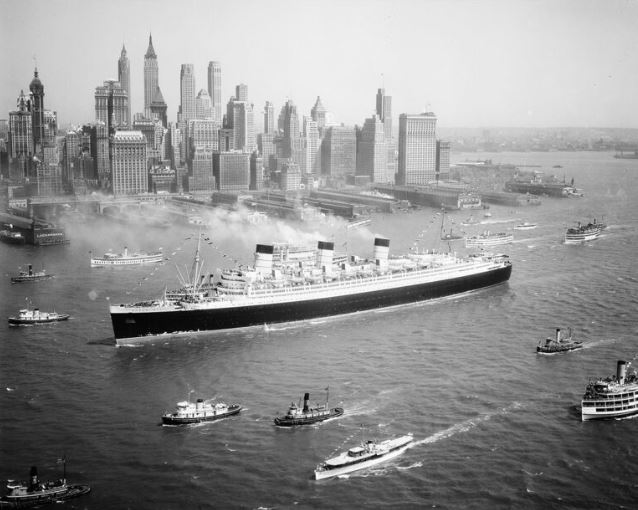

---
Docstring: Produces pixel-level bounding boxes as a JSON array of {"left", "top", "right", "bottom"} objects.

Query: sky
[{"left": 2, "top": 0, "right": 637, "bottom": 130}]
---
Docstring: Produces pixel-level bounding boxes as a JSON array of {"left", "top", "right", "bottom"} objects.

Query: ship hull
[
  {"left": 314, "top": 442, "right": 412, "bottom": 480},
  {"left": 274, "top": 407, "right": 344, "bottom": 426},
  {"left": 581, "top": 406, "right": 638, "bottom": 421},
  {"left": 161, "top": 405, "right": 241, "bottom": 425},
  {"left": 111, "top": 264, "right": 512, "bottom": 343}
]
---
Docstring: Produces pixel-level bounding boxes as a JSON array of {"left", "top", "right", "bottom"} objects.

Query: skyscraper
[
  {"left": 282, "top": 100, "right": 302, "bottom": 164},
  {"left": 94, "top": 80, "right": 129, "bottom": 134},
  {"left": 376, "top": 88, "right": 392, "bottom": 140},
  {"left": 397, "top": 112, "right": 437, "bottom": 186},
  {"left": 29, "top": 68, "right": 45, "bottom": 153},
  {"left": 311, "top": 96, "right": 327, "bottom": 132},
  {"left": 263, "top": 101, "right": 275, "bottom": 134},
  {"left": 111, "top": 131, "right": 147, "bottom": 196},
  {"left": 195, "top": 89, "right": 214, "bottom": 120},
  {"left": 8, "top": 90, "right": 33, "bottom": 160},
  {"left": 321, "top": 126, "right": 356, "bottom": 178},
  {"left": 207, "top": 61, "right": 222, "bottom": 123},
  {"left": 118, "top": 45, "right": 131, "bottom": 127},
  {"left": 357, "top": 115, "right": 387, "bottom": 183},
  {"left": 144, "top": 34, "right": 159, "bottom": 117},
  {"left": 149, "top": 86, "right": 167, "bottom": 127},
  {"left": 302, "top": 116, "right": 320, "bottom": 175},
  {"left": 178, "top": 64, "right": 196, "bottom": 124},
  {"left": 235, "top": 83, "right": 248, "bottom": 102}
]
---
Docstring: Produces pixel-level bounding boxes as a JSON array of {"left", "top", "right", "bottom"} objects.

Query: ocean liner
[{"left": 110, "top": 236, "right": 512, "bottom": 344}]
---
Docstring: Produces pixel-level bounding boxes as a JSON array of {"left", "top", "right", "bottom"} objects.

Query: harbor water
[{"left": 1, "top": 151, "right": 637, "bottom": 509}]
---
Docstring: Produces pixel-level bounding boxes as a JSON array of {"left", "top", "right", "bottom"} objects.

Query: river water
[{"left": 1, "top": 151, "right": 637, "bottom": 509}]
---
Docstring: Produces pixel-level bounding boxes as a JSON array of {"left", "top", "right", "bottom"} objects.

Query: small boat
[
  {"left": 0, "top": 230, "right": 25, "bottom": 245},
  {"left": 461, "top": 215, "right": 480, "bottom": 226},
  {"left": 314, "top": 433, "right": 413, "bottom": 480},
  {"left": 8, "top": 304, "right": 70, "bottom": 325},
  {"left": 1, "top": 462, "right": 90, "bottom": 507},
  {"left": 564, "top": 219, "right": 605, "bottom": 244},
  {"left": 514, "top": 222, "right": 538, "bottom": 230},
  {"left": 439, "top": 211, "right": 463, "bottom": 241},
  {"left": 90, "top": 247, "right": 164, "bottom": 267},
  {"left": 10, "top": 265, "right": 54, "bottom": 283},
  {"left": 483, "top": 212, "right": 492, "bottom": 218},
  {"left": 537, "top": 327, "right": 583, "bottom": 354},
  {"left": 582, "top": 360, "right": 638, "bottom": 421},
  {"left": 161, "top": 394, "right": 241, "bottom": 425},
  {"left": 465, "top": 231, "right": 513, "bottom": 248},
  {"left": 274, "top": 390, "right": 344, "bottom": 426}
]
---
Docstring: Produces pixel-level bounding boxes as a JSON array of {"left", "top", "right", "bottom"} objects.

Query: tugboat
[
  {"left": 582, "top": 360, "right": 638, "bottom": 421},
  {"left": 1, "top": 462, "right": 90, "bottom": 508},
  {"left": 8, "top": 302, "right": 70, "bottom": 325},
  {"left": 274, "top": 390, "right": 344, "bottom": 426},
  {"left": 537, "top": 327, "right": 583, "bottom": 354},
  {"left": 314, "top": 433, "right": 413, "bottom": 480},
  {"left": 10, "top": 265, "right": 54, "bottom": 283},
  {"left": 161, "top": 393, "right": 242, "bottom": 425}
]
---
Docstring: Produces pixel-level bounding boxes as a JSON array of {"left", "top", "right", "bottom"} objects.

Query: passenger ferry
[
  {"left": 465, "top": 231, "right": 513, "bottom": 248},
  {"left": 162, "top": 395, "right": 242, "bottom": 425},
  {"left": 90, "top": 247, "right": 164, "bottom": 267},
  {"left": 581, "top": 360, "right": 638, "bottom": 421},
  {"left": 314, "top": 433, "right": 413, "bottom": 480},
  {"left": 564, "top": 219, "right": 605, "bottom": 244}
]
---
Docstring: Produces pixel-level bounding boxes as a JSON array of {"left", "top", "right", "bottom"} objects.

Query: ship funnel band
[
  {"left": 255, "top": 244, "right": 274, "bottom": 254},
  {"left": 374, "top": 237, "right": 390, "bottom": 247},
  {"left": 617, "top": 360, "right": 627, "bottom": 383},
  {"left": 317, "top": 241, "right": 334, "bottom": 251}
]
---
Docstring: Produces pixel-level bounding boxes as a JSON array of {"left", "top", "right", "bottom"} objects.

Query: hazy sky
[{"left": 2, "top": 0, "right": 637, "bottom": 129}]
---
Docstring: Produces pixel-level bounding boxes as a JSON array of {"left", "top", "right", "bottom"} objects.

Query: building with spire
[
  {"left": 207, "top": 61, "right": 222, "bottom": 123},
  {"left": 144, "top": 34, "right": 159, "bottom": 118},
  {"left": 376, "top": 88, "right": 392, "bottom": 141},
  {"left": 311, "top": 96, "right": 327, "bottom": 133},
  {"left": 118, "top": 45, "right": 131, "bottom": 127},
  {"left": 29, "top": 68, "right": 45, "bottom": 154},
  {"left": 149, "top": 86, "right": 167, "bottom": 127}
]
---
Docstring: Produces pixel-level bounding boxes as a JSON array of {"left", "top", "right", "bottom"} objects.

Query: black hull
[
  {"left": 274, "top": 407, "right": 344, "bottom": 426},
  {"left": 112, "top": 264, "right": 512, "bottom": 342},
  {"left": 0, "top": 485, "right": 90, "bottom": 508},
  {"left": 537, "top": 343, "right": 583, "bottom": 354},
  {"left": 10, "top": 276, "right": 54, "bottom": 284},
  {"left": 8, "top": 316, "right": 69, "bottom": 325},
  {"left": 161, "top": 406, "right": 241, "bottom": 425}
]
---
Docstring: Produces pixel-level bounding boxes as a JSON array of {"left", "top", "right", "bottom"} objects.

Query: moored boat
[
  {"left": 162, "top": 394, "right": 242, "bottom": 425},
  {"left": 465, "top": 231, "right": 513, "bottom": 248},
  {"left": 1, "top": 463, "right": 90, "bottom": 508},
  {"left": 10, "top": 265, "right": 54, "bottom": 283},
  {"left": 537, "top": 327, "right": 583, "bottom": 354},
  {"left": 90, "top": 247, "right": 164, "bottom": 267},
  {"left": 582, "top": 360, "right": 638, "bottom": 421},
  {"left": 564, "top": 219, "right": 605, "bottom": 244},
  {"left": 274, "top": 390, "right": 344, "bottom": 426},
  {"left": 314, "top": 433, "right": 413, "bottom": 480},
  {"left": 8, "top": 305, "right": 70, "bottom": 325}
]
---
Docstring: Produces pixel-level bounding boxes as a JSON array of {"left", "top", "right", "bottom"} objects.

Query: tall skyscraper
[
  {"left": 436, "top": 140, "right": 451, "bottom": 181},
  {"left": 8, "top": 90, "right": 33, "bottom": 160},
  {"left": 321, "top": 126, "right": 356, "bottom": 178},
  {"left": 311, "top": 96, "right": 327, "bottom": 132},
  {"left": 195, "top": 89, "right": 214, "bottom": 119},
  {"left": 357, "top": 115, "right": 387, "bottom": 183},
  {"left": 263, "top": 101, "right": 275, "bottom": 134},
  {"left": 111, "top": 131, "right": 147, "bottom": 196},
  {"left": 235, "top": 83, "right": 248, "bottom": 102},
  {"left": 397, "top": 112, "right": 437, "bottom": 186},
  {"left": 376, "top": 88, "right": 392, "bottom": 140},
  {"left": 144, "top": 34, "right": 159, "bottom": 117},
  {"left": 282, "top": 100, "right": 302, "bottom": 164},
  {"left": 29, "top": 68, "right": 45, "bottom": 153},
  {"left": 178, "top": 64, "right": 196, "bottom": 124},
  {"left": 94, "top": 80, "right": 129, "bottom": 134},
  {"left": 302, "top": 116, "right": 320, "bottom": 175},
  {"left": 118, "top": 45, "right": 131, "bottom": 127},
  {"left": 207, "top": 61, "right": 222, "bottom": 123}
]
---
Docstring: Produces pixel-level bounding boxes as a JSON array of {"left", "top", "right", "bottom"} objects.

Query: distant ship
[
  {"left": 8, "top": 304, "right": 70, "bottom": 325},
  {"left": 0, "top": 230, "right": 25, "bottom": 245},
  {"left": 90, "top": 247, "right": 164, "bottom": 267},
  {"left": 537, "top": 327, "right": 583, "bottom": 354},
  {"left": 161, "top": 395, "right": 241, "bottom": 425},
  {"left": 314, "top": 433, "right": 413, "bottom": 480},
  {"left": 564, "top": 219, "right": 605, "bottom": 244},
  {"left": 582, "top": 360, "right": 638, "bottom": 421},
  {"left": 514, "top": 222, "right": 537, "bottom": 230},
  {"left": 274, "top": 390, "right": 344, "bottom": 426},
  {"left": 10, "top": 265, "right": 54, "bottom": 283},
  {"left": 465, "top": 231, "right": 513, "bottom": 248},
  {"left": 109, "top": 235, "right": 512, "bottom": 344}
]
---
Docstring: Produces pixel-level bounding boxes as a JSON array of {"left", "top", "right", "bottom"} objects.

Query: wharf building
[
  {"left": 117, "top": 45, "right": 131, "bottom": 127},
  {"left": 397, "top": 112, "right": 437, "bottom": 186},
  {"left": 144, "top": 34, "right": 159, "bottom": 118},
  {"left": 321, "top": 125, "right": 356, "bottom": 182},
  {"left": 111, "top": 131, "right": 148, "bottom": 196},
  {"left": 207, "top": 61, "right": 222, "bottom": 124}
]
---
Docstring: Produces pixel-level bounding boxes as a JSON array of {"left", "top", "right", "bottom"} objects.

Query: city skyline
[{"left": 2, "top": 0, "right": 637, "bottom": 130}]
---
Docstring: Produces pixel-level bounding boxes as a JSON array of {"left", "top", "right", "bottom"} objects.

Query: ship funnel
[
  {"left": 254, "top": 244, "right": 274, "bottom": 276},
  {"left": 555, "top": 328, "right": 561, "bottom": 341},
  {"left": 317, "top": 241, "right": 334, "bottom": 275},
  {"left": 374, "top": 237, "right": 390, "bottom": 271},
  {"left": 617, "top": 360, "right": 627, "bottom": 384},
  {"left": 303, "top": 392, "right": 310, "bottom": 413},
  {"left": 124, "top": 246, "right": 128, "bottom": 257},
  {"left": 28, "top": 264, "right": 33, "bottom": 275},
  {"left": 29, "top": 466, "right": 38, "bottom": 489}
]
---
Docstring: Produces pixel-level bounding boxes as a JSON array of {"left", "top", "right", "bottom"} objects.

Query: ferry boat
[
  {"left": 110, "top": 236, "right": 512, "bottom": 344},
  {"left": 274, "top": 390, "right": 344, "bottom": 426},
  {"left": 564, "top": 219, "right": 605, "bottom": 244},
  {"left": 514, "top": 222, "right": 537, "bottom": 230},
  {"left": 0, "top": 230, "right": 25, "bottom": 245},
  {"left": 90, "top": 247, "right": 164, "bottom": 267},
  {"left": 8, "top": 306, "right": 70, "bottom": 325},
  {"left": 581, "top": 360, "right": 638, "bottom": 421},
  {"left": 161, "top": 395, "right": 242, "bottom": 425},
  {"left": 537, "top": 327, "right": 583, "bottom": 354},
  {"left": 314, "top": 433, "right": 413, "bottom": 480},
  {"left": 1, "top": 463, "right": 90, "bottom": 507},
  {"left": 465, "top": 231, "right": 513, "bottom": 248},
  {"left": 10, "top": 265, "right": 54, "bottom": 283}
]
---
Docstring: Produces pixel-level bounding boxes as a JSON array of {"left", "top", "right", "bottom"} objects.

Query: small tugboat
[
  {"left": 582, "top": 360, "right": 638, "bottom": 421},
  {"left": 537, "top": 327, "right": 583, "bottom": 354},
  {"left": 514, "top": 222, "right": 538, "bottom": 230},
  {"left": 1, "top": 462, "right": 90, "bottom": 508},
  {"left": 8, "top": 304, "right": 70, "bottom": 326},
  {"left": 161, "top": 393, "right": 242, "bottom": 425},
  {"left": 274, "top": 390, "right": 344, "bottom": 426},
  {"left": 10, "top": 265, "right": 54, "bottom": 283},
  {"left": 90, "top": 246, "right": 164, "bottom": 267},
  {"left": 0, "top": 230, "right": 25, "bottom": 245},
  {"left": 314, "top": 433, "right": 413, "bottom": 480}
]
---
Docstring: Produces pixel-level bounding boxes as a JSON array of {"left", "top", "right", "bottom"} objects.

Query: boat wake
[
  {"left": 396, "top": 461, "right": 423, "bottom": 471},
  {"left": 409, "top": 401, "right": 523, "bottom": 449}
]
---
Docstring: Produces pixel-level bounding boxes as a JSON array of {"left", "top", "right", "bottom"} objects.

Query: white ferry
[
  {"left": 581, "top": 360, "right": 638, "bottom": 421},
  {"left": 564, "top": 219, "right": 605, "bottom": 244},
  {"left": 314, "top": 433, "right": 413, "bottom": 480},
  {"left": 465, "top": 231, "right": 513, "bottom": 248},
  {"left": 162, "top": 395, "right": 242, "bottom": 425},
  {"left": 90, "top": 247, "right": 164, "bottom": 267}
]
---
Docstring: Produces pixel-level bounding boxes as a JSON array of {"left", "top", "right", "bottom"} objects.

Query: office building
[
  {"left": 29, "top": 68, "right": 45, "bottom": 153},
  {"left": 95, "top": 80, "right": 128, "bottom": 134},
  {"left": 264, "top": 101, "right": 275, "bottom": 134},
  {"left": 118, "top": 45, "right": 131, "bottom": 127},
  {"left": 149, "top": 86, "right": 167, "bottom": 127},
  {"left": 357, "top": 115, "right": 387, "bottom": 183},
  {"left": 376, "top": 88, "right": 392, "bottom": 140},
  {"left": 397, "top": 112, "right": 437, "bottom": 186},
  {"left": 189, "top": 148, "right": 215, "bottom": 192},
  {"left": 207, "top": 61, "right": 222, "bottom": 123},
  {"left": 8, "top": 90, "right": 33, "bottom": 161},
  {"left": 311, "top": 96, "right": 327, "bottom": 132},
  {"left": 436, "top": 140, "right": 451, "bottom": 181},
  {"left": 196, "top": 89, "right": 214, "bottom": 120},
  {"left": 302, "top": 116, "right": 320, "bottom": 175},
  {"left": 235, "top": 83, "right": 248, "bottom": 102},
  {"left": 213, "top": 151, "right": 250, "bottom": 191},
  {"left": 250, "top": 152, "right": 264, "bottom": 190},
  {"left": 144, "top": 34, "right": 159, "bottom": 117},
  {"left": 282, "top": 100, "right": 302, "bottom": 165},
  {"left": 178, "top": 64, "right": 197, "bottom": 125},
  {"left": 111, "top": 131, "right": 147, "bottom": 196},
  {"left": 321, "top": 125, "right": 356, "bottom": 178}
]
